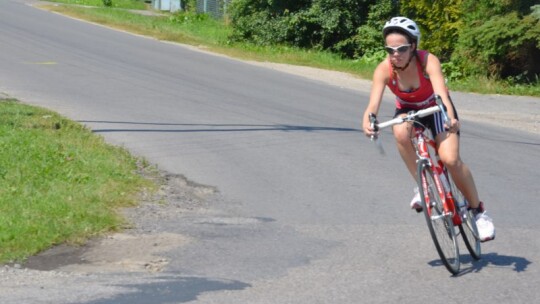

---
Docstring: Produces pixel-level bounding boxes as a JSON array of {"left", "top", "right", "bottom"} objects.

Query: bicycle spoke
[
  {"left": 447, "top": 173, "right": 482, "bottom": 260},
  {"left": 418, "top": 162, "right": 460, "bottom": 274},
  {"left": 459, "top": 209, "right": 482, "bottom": 260}
]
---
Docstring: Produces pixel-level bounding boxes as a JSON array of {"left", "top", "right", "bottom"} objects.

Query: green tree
[
  {"left": 452, "top": 0, "right": 540, "bottom": 81},
  {"left": 400, "top": 0, "right": 463, "bottom": 61},
  {"left": 452, "top": 11, "right": 540, "bottom": 80}
]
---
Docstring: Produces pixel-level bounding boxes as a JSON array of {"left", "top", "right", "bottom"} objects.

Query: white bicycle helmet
[{"left": 383, "top": 17, "right": 421, "bottom": 46}]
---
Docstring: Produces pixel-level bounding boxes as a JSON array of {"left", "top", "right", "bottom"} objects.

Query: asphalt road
[{"left": 1, "top": 1, "right": 540, "bottom": 303}]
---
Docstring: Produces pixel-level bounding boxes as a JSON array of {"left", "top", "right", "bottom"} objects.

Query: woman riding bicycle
[{"left": 362, "top": 17, "right": 495, "bottom": 242}]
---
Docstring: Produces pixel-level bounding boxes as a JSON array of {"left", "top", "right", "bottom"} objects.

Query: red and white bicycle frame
[{"left": 414, "top": 127, "right": 462, "bottom": 226}]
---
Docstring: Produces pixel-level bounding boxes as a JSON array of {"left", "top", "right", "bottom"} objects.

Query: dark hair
[{"left": 384, "top": 28, "right": 416, "bottom": 45}]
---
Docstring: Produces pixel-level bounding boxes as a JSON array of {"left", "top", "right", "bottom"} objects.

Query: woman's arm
[
  {"left": 425, "top": 54, "right": 460, "bottom": 131},
  {"left": 363, "top": 61, "right": 389, "bottom": 137}
]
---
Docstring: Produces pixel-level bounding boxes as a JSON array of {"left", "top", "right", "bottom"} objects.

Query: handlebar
[
  {"left": 367, "top": 95, "right": 450, "bottom": 156},
  {"left": 377, "top": 106, "right": 440, "bottom": 129},
  {"left": 373, "top": 95, "right": 450, "bottom": 130}
]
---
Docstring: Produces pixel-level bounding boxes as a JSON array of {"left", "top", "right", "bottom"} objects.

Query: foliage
[
  {"left": 400, "top": 0, "right": 463, "bottom": 61},
  {"left": 308, "top": 0, "right": 376, "bottom": 56},
  {"left": 183, "top": 0, "right": 198, "bottom": 12},
  {"left": 354, "top": 0, "right": 398, "bottom": 58},
  {"left": 533, "top": 4, "right": 540, "bottom": 19},
  {"left": 228, "top": 0, "right": 311, "bottom": 17},
  {"left": 452, "top": 5, "right": 540, "bottom": 82},
  {"left": 229, "top": 0, "right": 540, "bottom": 82},
  {"left": 169, "top": 10, "right": 211, "bottom": 24},
  {"left": 400, "top": 0, "right": 540, "bottom": 82},
  {"left": 228, "top": 0, "right": 377, "bottom": 57},
  {"left": 460, "top": 0, "right": 538, "bottom": 18}
]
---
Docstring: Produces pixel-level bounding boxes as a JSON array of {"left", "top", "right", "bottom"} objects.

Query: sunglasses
[{"left": 384, "top": 44, "right": 412, "bottom": 55}]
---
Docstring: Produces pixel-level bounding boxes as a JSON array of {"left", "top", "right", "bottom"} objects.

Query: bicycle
[{"left": 369, "top": 95, "right": 481, "bottom": 275}]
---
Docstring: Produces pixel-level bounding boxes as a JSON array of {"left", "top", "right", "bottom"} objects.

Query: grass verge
[
  {"left": 46, "top": 0, "right": 146, "bottom": 9},
  {"left": 0, "top": 99, "right": 156, "bottom": 263}
]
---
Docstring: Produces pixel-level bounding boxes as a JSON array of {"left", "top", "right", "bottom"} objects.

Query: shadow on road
[
  {"left": 81, "top": 275, "right": 250, "bottom": 304},
  {"left": 428, "top": 252, "right": 532, "bottom": 276},
  {"left": 78, "top": 120, "right": 361, "bottom": 134}
]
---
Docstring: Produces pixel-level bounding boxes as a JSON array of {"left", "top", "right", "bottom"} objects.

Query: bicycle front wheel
[
  {"left": 447, "top": 173, "right": 481, "bottom": 260},
  {"left": 418, "top": 160, "right": 460, "bottom": 274}
]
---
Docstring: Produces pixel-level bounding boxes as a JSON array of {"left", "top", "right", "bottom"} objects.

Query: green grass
[
  {"left": 449, "top": 76, "right": 540, "bottom": 96},
  {"left": 46, "top": 0, "right": 147, "bottom": 9},
  {"left": 0, "top": 100, "right": 155, "bottom": 263}
]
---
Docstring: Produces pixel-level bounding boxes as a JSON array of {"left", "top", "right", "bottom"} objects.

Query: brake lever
[
  {"left": 368, "top": 113, "right": 385, "bottom": 155},
  {"left": 434, "top": 94, "right": 451, "bottom": 128},
  {"left": 368, "top": 113, "right": 379, "bottom": 140}
]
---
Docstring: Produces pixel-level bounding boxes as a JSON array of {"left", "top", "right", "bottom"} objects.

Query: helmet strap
[{"left": 392, "top": 51, "right": 416, "bottom": 71}]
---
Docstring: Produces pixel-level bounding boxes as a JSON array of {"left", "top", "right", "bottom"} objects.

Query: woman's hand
[
  {"left": 445, "top": 118, "right": 460, "bottom": 133},
  {"left": 363, "top": 114, "right": 379, "bottom": 138}
]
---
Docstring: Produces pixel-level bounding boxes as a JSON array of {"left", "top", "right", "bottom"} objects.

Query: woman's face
[{"left": 385, "top": 33, "right": 414, "bottom": 68}]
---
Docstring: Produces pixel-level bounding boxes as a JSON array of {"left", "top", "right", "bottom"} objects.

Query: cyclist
[{"left": 362, "top": 17, "right": 495, "bottom": 242}]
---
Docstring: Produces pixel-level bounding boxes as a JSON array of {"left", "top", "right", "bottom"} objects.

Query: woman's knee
[
  {"left": 441, "top": 155, "right": 461, "bottom": 169},
  {"left": 437, "top": 133, "right": 461, "bottom": 168},
  {"left": 393, "top": 124, "right": 411, "bottom": 147}
]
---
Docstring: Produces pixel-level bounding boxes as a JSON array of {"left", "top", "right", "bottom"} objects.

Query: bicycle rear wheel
[
  {"left": 418, "top": 160, "right": 460, "bottom": 274},
  {"left": 447, "top": 173, "right": 481, "bottom": 260}
]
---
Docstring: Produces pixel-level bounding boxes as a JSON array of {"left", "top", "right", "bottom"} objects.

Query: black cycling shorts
[{"left": 394, "top": 99, "right": 459, "bottom": 137}]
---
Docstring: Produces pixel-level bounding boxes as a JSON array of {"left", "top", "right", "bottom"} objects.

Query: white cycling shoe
[
  {"left": 410, "top": 187, "right": 423, "bottom": 212},
  {"left": 411, "top": 188, "right": 495, "bottom": 241},
  {"left": 475, "top": 211, "right": 496, "bottom": 242}
]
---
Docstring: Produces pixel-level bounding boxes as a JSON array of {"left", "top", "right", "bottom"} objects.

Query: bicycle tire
[
  {"left": 417, "top": 160, "right": 460, "bottom": 274},
  {"left": 447, "top": 173, "right": 481, "bottom": 260}
]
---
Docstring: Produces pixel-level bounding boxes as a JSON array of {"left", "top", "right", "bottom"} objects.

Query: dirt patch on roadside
[
  {"left": 24, "top": 233, "right": 189, "bottom": 273},
  {"left": 23, "top": 172, "right": 213, "bottom": 274},
  {"left": 61, "top": 232, "right": 190, "bottom": 273}
]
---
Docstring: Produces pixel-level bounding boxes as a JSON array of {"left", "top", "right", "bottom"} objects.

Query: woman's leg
[
  {"left": 437, "top": 131, "right": 495, "bottom": 241},
  {"left": 436, "top": 132, "right": 480, "bottom": 209},
  {"left": 393, "top": 121, "right": 418, "bottom": 179}
]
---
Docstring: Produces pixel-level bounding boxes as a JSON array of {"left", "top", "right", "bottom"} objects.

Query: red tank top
[{"left": 387, "top": 50, "right": 436, "bottom": 109}]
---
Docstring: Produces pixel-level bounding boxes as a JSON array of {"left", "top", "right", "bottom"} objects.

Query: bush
[
  {"left": 400, "top": 0, "right": 462, "bottom": 61},
  {"left": 228, "top": 0, "right": 304, "bottom": 45},
  {"left": 452, "top": 11, "right": 540, "bottom": 82},
  {"left": 354, "top": 0, "right": 398, "bottom": 58},
  {"left": 228, "top": 0, "right": 377, "bottom": 57}
]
